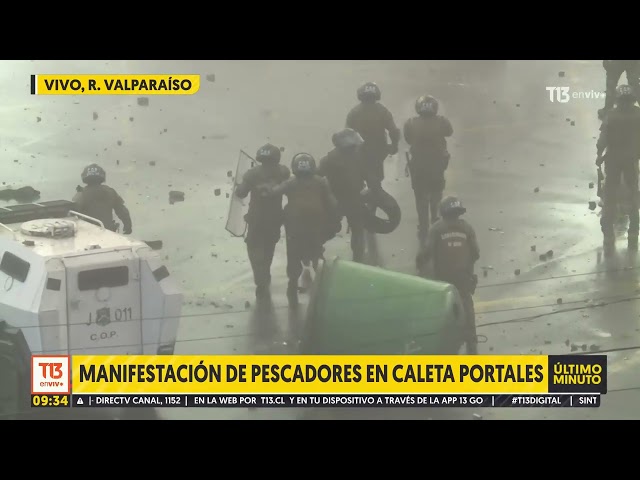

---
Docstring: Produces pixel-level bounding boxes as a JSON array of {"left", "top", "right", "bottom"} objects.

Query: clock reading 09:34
[{"left": 31, "top": 394, "right": 70, "bottom": 407}]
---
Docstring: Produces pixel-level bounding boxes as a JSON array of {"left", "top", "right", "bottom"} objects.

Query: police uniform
[
  {"left": 269, "top": 154, "right": 339, "bottom": 305},
  {"left": 318, "top": 131, "right": 367, "bottom": 262},
  {"left": 73, "top": 164, "right": 132, "bottom": 234},
  {"left": 597, "top": 88, "right": 640, "bottom": 250},
  {"left": 345, "top": 83, "right": 400, "bottom": 192},
  {"left": 235, "top": 146, "right": 290, "bottom": 297},
  {"left": 416, "top": 198, "right": 480, "bottom": 354},
  {"left": 403, "top": 105, "right": 453, "bottom": 240}
]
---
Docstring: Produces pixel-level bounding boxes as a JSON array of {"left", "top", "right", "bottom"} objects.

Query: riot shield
[{"left": 225, "top": 150, "right": 255, "bottom": 237}]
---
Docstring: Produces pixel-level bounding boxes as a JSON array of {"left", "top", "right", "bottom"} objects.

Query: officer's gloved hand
[{"left": 388, "top": 143, "right": 399, "bottom": 156}]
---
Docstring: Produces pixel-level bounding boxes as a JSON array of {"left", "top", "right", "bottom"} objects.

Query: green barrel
[{"left": 301, "top": 258, "right": 467, "bottom": 355}]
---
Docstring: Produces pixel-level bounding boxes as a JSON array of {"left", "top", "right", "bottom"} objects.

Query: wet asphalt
[{"left": 2, "top": 60, "right": 639, "bottom": 420}]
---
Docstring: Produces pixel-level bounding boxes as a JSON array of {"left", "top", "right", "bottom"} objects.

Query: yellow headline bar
[
  {"left": 71, "top": 355, "right": 549, "bottom": 395},
  {"left": 31, "top": 74, "right": 200, "bottom": 95}
]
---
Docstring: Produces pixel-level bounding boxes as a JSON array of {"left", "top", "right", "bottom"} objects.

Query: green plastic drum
[{"left": 301, "top": 258, "right": 467, "bottom": 355}]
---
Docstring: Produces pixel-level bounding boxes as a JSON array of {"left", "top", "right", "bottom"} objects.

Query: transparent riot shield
[{"left": 225, "top": 150, "right": 255, "bottom": 237}]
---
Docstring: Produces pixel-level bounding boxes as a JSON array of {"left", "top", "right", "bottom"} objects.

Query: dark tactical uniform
[
  {"left": 346, "top": 82, "right": 400, "bottom": 192},
  {"left": 270, "top": 154, "right": 339, "bottom": 305},
  {"left": 416, "top": 197, "right": 480, "bottom": 354},
  {"left": 601, "top": 61, "right": 640, "bottom": 114},
  {"left": 404, "top": 95, "right": 453, "bottom": 240},
  {"left": 73, "top": 164, "right": 132, "bottom": 234},
  {"left": 318, "top": 129, "right": 367, "bottom": 262},
  {"left": 597, "top": 85, "right": 640, "bottom": 250},
  {"left": 235, "top": 145, "right": 290, "bottom": 297}
]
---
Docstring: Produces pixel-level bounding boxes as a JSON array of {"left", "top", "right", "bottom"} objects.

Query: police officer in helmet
[
  {"left": 264, "top": 153, "right": 339, "bottom": 306},
  {"left": 73, "top": 164, "right": 132, "bottom": 234},
  {"left": 416, "top": 196, "right": 480, "bottom": 354},
  {"left": 318, "top": 128, "right": 368, "bottom": 262},
  {"left": 598, "top": 60, "right": 640, "bottom": 120},
  {"left": 346, "top": 82, "right": 401, "bottom": 194},
  {"left": 235, "top": 143, "right": 291, "bottom": 300},
  {"left": 404, "top": 95, "right": 454, "bottom": 242},
  {"left": 596, "top": 84, "right": 640, "bottom": 252}
]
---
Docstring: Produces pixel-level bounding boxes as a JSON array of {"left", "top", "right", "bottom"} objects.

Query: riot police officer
[
  {"left": 596, "top": 84, "right": 640, "bottom": 252},
  {"left": 266, "top": 153, "right": 339, "bottom": 306},
  {"left": 318, "top": 128, "right": 368, "bottom": 262},
  {"left": 598, "top": 60, "right": 640, "bottom": 119},
  {"left": 416, "top": 196, "right": 480, "bottom": 354},
  {"left": 403, "top": 95, "right": 454, "bottom": 242},
  {"left": 235, "top": 144, "right": 291, "bottom": 299},
  {"left": 73, "top": 164, "right": 132, "bottom": 234},
  {"left": 345, "top": 82, "right": 401, "bottom": 194}
]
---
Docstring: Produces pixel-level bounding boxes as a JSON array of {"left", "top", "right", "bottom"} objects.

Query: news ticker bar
[{"left": 52, "top": 394, "right": 601, "bottom": 408}]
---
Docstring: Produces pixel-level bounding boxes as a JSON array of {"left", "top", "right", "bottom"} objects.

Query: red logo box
[{"left": 31, "top": 355, "right": 71, "bottom": 395}]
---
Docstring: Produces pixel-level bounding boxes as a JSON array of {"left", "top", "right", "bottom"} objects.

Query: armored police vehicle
[{"left": 0, "top": 200, "right": 182, "bottom": 418}]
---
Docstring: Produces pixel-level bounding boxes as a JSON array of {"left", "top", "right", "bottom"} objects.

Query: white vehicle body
[{"left": 0, "top": 200, "right": 181, "bottom": 356}]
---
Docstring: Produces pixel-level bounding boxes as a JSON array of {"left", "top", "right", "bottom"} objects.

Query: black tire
[{"left": 363, "top": 189, "right": 401, "bottom": 234}]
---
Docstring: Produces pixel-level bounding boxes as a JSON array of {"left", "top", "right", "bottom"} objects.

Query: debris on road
[
  {"left": 36, "top": 116, "right": 41, "bottom": 122},
  {"left": 137, "top": 97, "right": 149, "bottom": 107},
  {"left": 472, "top": 413, "right": 482, "bottom": 420},
  {"left": 570, "top": 344, "right": 578, "bottom": 352},
  {"left": 546, "top": 250, "right": 554, "bottom": 258},
  {"left": 589, "top": 201, "right": 597, "bottom": 211},
  {"left": 534, "top": 187, "right": 540, "bottom": 193},
  {"left": 93, "top": 112, "right": 98, "bottom": 120},
  {"left": 556, "top": 298, "right": 563, "bottom": 304},
  {"left": 589, "top": 182, "right": 594, "bottom": 189},
  {"left": 570, "top": 121, "right": 575, "bottom": 126},
  {"left": 206, "top": 74, "right": 216, "bottom": 82},
  {"left": 514, "top": 269, "right": 521, "bottom": 276},
  {"left": 117, "top": 140, "right": 122, "bottom": 146},
  {"left": 564, "top": 339, "right": 570, "bottom": 346},
  {"left": 149, "top": 161, "right": 156, "bottom": 166},
  {"left": 214, "top": 188, "right": 221, "bottom": 196},
  {"left": 589, "top": 344, "right": 600, "bottom": 352},
  {"left": 558, "top": 71, "right": 565, "bottom": 77},
  {"left": 539, "top": 253, "right": 548, "bottom": 261},
  {"left": 544, "top": 340, "right": 552, "bottom": 345},
  {"left": 244, "top": 301, "right": 251, "bottom": 309},
  {"left": 531, "top": 245, "right": 536, "bottom": 252},
  {"left": 227, "top": 170, "right": 233, "bottom": 177},
  {"left": 169, "top": 191, "right": 185, "bottom": 204},
  {"left": 129, "top": 117, "right": 134, "bottom": 122}
]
